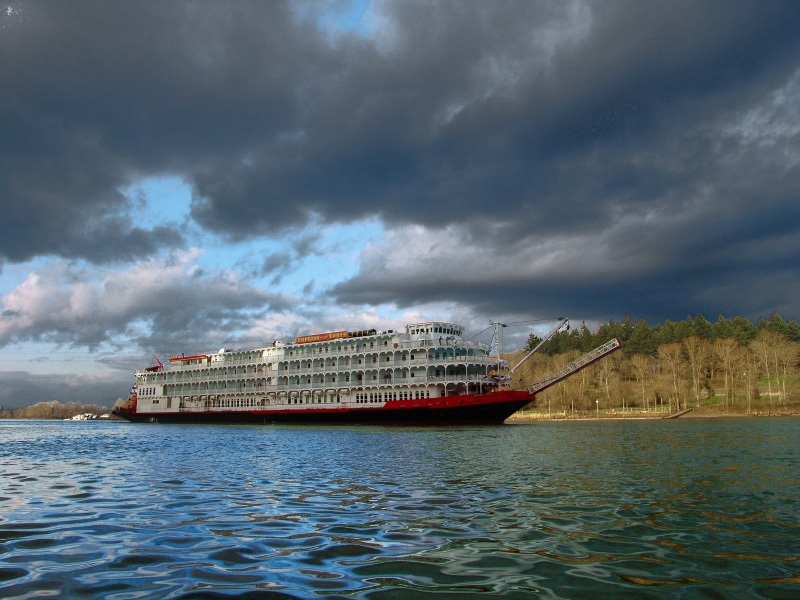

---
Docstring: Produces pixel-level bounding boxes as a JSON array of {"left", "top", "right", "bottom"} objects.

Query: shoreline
[{"left": 507, "top": 409, "right": 799, "bottom": 422}]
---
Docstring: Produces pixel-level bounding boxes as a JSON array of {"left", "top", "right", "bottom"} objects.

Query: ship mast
[{"left": 489, "top": 320, "right": 508, "bottom": 374}]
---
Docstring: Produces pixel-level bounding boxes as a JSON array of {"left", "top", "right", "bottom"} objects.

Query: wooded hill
[{"left": 509, "top": 313, "right": 800, "bottom": 415}]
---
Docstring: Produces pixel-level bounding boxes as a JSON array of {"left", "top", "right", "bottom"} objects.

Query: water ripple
[{"left": 1, "top": 419, "right": 799, "bottom": 597}]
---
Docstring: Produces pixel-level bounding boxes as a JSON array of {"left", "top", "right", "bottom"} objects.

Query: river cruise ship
[
  {"left": 113, "top": 319, "right": 620, "bottom": 425},
  {"left": 113, "top": 321, "right": 533, "bottom": 424}
]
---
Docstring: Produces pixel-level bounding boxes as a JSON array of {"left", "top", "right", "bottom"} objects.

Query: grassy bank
[{"left": 508, "top": 399, "right": 800, "bottom": 421}]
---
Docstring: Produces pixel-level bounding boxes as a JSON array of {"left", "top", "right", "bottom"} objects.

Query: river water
[{"left": 1, "top": 418, "right": 798, "bottom": 598}]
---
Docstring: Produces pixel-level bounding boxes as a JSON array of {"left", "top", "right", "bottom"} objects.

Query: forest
[{"left": 508, "top": 313, "right": 800, "bottom": 416}]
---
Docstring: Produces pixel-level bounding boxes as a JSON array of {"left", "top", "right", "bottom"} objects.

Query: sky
[{"left": 2, "top": 0, "right": 800, "bottom": 408}]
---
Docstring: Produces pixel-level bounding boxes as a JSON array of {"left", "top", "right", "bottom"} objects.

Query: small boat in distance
[
  {"left": 65, "top": 413, "right": 99, "bottom": 421},
  {"left": 113, "top": 319, "right": 620, "bottom": 425}
]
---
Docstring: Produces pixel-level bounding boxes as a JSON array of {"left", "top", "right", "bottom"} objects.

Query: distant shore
[{"left": 507, "top": 407, "right": 800, "bottom": 422}]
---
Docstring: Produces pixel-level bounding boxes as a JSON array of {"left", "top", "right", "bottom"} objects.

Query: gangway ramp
[{"left": 527, "top": 338, "right": 622, "bottom": 395}]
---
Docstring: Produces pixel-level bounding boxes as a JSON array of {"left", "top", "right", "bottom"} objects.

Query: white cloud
[
  {"left": 354, "top": 219, "right": 662, "bottom": 289},
  {"left": 0, "top": 250, "right": 294, "bottom": 348},
  {"left": 725, "top": 68, "right": 800, "bottom": 165}
]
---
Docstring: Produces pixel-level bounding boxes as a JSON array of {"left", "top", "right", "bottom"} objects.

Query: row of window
[
  {"left": 211, "top": 397, "right": 268, "bottom": 408},
  {"left": 147, "top": 388, "right": 443, "bottom": 408},
  {"left": 409, "top": 325, "right": 462, "bottom": 336},
  {"left": 141, "top": 361, "right": 489, "bottom": 386},
  {"left": 162, "top": 367, "right": 469, "bottom": 391},
  {"left": 146, "top": 350, "right": 490, "bottom": 382},
  {"left": 285, "top": 396, "right": 338, "bottom": 404},
  {"left": 287, "top": 339, "right": 391, "bottom": 356},
  {"left": 355, "top": 390, "right": 431, "bottom": 403},
  {"left": 281, "top": 351, "right": 470, "bottom": 367}
]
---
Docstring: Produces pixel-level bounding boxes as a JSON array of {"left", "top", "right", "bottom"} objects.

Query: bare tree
[
  {"left": 735, "top": 345, "right": 758, "bottom": 414},
  {"left": 751, "top": 331, "right": 782, "bottom": 411},
  {"left": 777, "top": 339, "right": 800, "bottom": 405},
  {"left": 596, "top": 351, "right": 621, "bottom": 406},
  {"left": 683, "top": 336, "right": 709, "bottom": 408},
  {"left": 713, "top": 338, "right": 738, "bottom": 410},
  {"left": 658, "top": 342, "right": 687, "bottom": 411},
  {"left": 630, "top": 353, "right": 654, "bottom": 411}
]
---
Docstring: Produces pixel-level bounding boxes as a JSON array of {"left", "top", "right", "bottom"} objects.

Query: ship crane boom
[
  {"left": 145, "top": 354, "right": 164, "bottom": 372},
  {"left": 506, "top": 317, "right": 570, "bottom": 378}
]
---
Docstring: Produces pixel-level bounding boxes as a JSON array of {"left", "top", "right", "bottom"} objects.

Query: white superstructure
[{"left": 129, "top": 322, "right": 505, "bottom": 416}]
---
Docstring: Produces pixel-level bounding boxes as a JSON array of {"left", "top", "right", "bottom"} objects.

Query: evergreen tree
[
  {"left": 731, "top": 315, "right": 758, "bottom": 345},
  {"left": 787, "top": 319, "right": 800, "bottom": 344},
  {"left": 673, "top": 316, "right": 693, "bottom": 341},
  {"left": 692, "top": 314, "right": 714, "bottom": 339},
  {"left": 713, "top": 314, "right": 734, "bottom": 340},
  {"left": 758, "top": 312, "right": 800, "bottom": 343},
  {"left": 657, "top": 320, "right": 677, "bottom": 345},
  {"left": 626, "top": 319, "right": 657, "bottom": 356},
  {"left": 579, "top": 321, "right": 595, "bottom": 352},
  {"left": 526, "top": 333, "right": 543, "bottom": 352}
]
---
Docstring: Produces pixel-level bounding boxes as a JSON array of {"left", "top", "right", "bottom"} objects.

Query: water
[{"left": 1, "top": 418, "right": 798, "bottom": 599}]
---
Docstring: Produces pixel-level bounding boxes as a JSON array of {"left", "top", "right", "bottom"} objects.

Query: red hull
[{"left": 113, "top": 389, "right": 533, "bottom": 425}]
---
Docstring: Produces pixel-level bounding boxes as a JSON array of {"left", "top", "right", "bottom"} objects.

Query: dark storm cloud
[
  {"left": 2, "top": 0, "right": 800, "bottom": 321},
  {"left": 1, "top": 0, "right": 307, "bottom": 261}
]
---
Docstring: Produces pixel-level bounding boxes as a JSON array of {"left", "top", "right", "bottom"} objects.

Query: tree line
[
  {"left": 0, "top": 400, "right": 109, "bottom": 420},
  {"left": 510, "top": 313, "right": 800, "bottom": 415}
]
